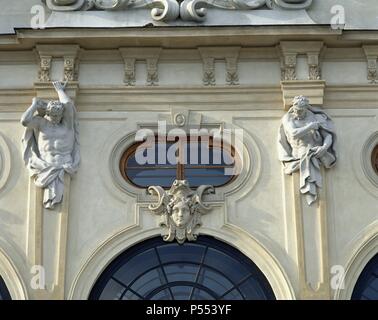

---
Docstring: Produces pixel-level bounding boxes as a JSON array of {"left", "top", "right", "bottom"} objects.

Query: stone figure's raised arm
[
  {"left": 20, "top": 97, "right": 45, "bottom": 129},
  {"left": 320, "top": 128, "right": 333, "bottom": 149},
  {"left": 53, "top": 81, "right": 75, "bottom": 129},
  {"left": 283, "top": 115, "right": 319, "bottom": 139},
  {"left": 53, "top": 81, "right": 72, "bottom": 104}
]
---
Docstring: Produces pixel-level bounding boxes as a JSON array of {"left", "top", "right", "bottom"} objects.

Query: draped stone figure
[
  {"left": 21, "top": 81, "right": 80, "bottom": 209},
  {"left": 278, "top": 96, "right": 336, "bottom": 205}
]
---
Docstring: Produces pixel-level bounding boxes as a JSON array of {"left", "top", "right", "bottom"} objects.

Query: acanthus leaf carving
[
  {"left": 226, "top": 56, "right": 239, "bottom": 86},
  {"left": 202, "top": 57, "right": 216, "bottom": 86},
  {"left": 124, "top": 58, "right": 136, "bottom": 86},
  {"left": 146, "top": 57, "right": 159, "bottom": 86},
  {"left": 367, "top": 58, "right": 378, "bottom": 83},
  {"left": 283, "top": 54, "right": 297, "bottom": 81},
  {"left": 148, "top": 180, "right": 214, "bottom": 244},
  {"left": 63, "top": 56, "right": 78, "bottom": 81},
  {"left": 42, "top": 0, "right": 314, "bottom": 22},
  {"left": 38, "top": 56, "right": 52, "bottom": 82}
]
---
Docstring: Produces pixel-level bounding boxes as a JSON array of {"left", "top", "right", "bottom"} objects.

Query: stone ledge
[{"left": 281, "top": 80, "right": 325, "bottom": 110}]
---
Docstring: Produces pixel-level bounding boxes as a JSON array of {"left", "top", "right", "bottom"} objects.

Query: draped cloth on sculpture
[
  {"left": 22, "top": 103, "right": 80, "bottom": 209},
  {"left": 278, "top": 106, "right": 337, "bottom": 205}
]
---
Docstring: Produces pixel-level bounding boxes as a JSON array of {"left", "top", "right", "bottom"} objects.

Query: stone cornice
[{"left": 1, "top": 85, "right": 378, "bottom": 112}]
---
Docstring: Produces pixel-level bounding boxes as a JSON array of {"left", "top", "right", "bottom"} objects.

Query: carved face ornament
[
  {"left": 46, "top": 101, "right": 64, "bottom": 125},
  {"left": 292, "top": 106, "right": 307, "bottom": 120},
  {"left": 170, "top": 198, "right": 191, "bottom": 228},
  {"left": 148, "top": 180, "right": 214, "bottom": 244},
  {"left": 291, "top": 95, "right": 309, "bottom": 120}
]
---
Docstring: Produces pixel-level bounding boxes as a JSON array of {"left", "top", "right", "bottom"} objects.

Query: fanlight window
[
  {"left": 120, "top": 136, "right": 239, "bottom": 188},
  {"left": 89, "top": 236, "right": 275, "bottom": 300},
  {"left": 0, "top": 277, "right": 11, "bottom": 300},
  {"left": 352, "top": 254, "right": 378, "bottom": 300}
]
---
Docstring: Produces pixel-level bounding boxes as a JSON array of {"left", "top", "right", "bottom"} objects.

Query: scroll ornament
[{"left": 43, "top": 0, "right": 313, "bottom": 22}]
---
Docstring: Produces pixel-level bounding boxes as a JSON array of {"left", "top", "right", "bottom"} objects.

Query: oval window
[{"left": 120, "top": 136, "right": 239, "bottom": 188}]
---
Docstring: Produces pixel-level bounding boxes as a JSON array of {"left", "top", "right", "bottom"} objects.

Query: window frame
[
  {"left": 120, "top": 135, "right": 240, "bottom": 189},
  {"left": 88, "top": 236, "right": 276, "bottom": 300}
]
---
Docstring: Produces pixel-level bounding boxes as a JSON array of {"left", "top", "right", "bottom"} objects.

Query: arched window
[
  {"left": 352, "top": 254, "right": 378, "bottom": 300},
  {"left": 89, "top": 236, "right": 275, "bottom": 300},
  {"left": 0, "top": 276, "right": 11, "bottom": 300},
  {"left": 372, "top": 145, "right": 378, "bottom": 175},
  {"left": 120, "top": 136, "right": 239, "bottom": 188}
]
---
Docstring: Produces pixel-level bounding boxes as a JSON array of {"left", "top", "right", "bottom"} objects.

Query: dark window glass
[
  {"left": 373, "top": 145, "right": 378, "bottom": 175},
  {"left": 120, "top": 137, "right": 238, "bottom": 189},
  {"left": 0, "top": 277, "right": 11, "bottom": 300},
  {"left": 89, "top": 236, "right": 275, "bottom": 300},
  {"left": 352, "top": 254, "right": 378, "bottom": 300}
]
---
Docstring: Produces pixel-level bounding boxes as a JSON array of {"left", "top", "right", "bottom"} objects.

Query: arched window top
[
  {"left": 0, "top": 276, "right": 11, "bottom": 300},
  {"left": 120, "top": 136, "right": 239, "bottom": 189},
  {"left": 352, "top": 253, "right": 378, "bottom": 300},
  {"left": 89, "top": 236, "right": 275, "bottom": 300}
]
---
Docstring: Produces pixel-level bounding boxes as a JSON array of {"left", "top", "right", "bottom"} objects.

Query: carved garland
[{"left": 43, "top": 0, "right": 313, "bottom": 22}]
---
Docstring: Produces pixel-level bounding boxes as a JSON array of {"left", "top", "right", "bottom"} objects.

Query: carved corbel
[
  {"left": 199, "top": 47, "right": 240, "bottom": 86},
  {"left": 38, "top": 55, "right": 52, "bottom": 82},
  {"left": 63, "top": 55, "right": 78, "bottom": 81},
  {"left": 363, "top": 46, "right": 378, "bottom": 83},
  {"left": 279, "top": 41, "right": 323, "bottom": 81},
  {"left": 202, "top": 57, "right": 216, "bottom": 86},
  {"left": 120, "top": 47, "right": 161, "bottom": 86},
  {"left": 367, "top": 58, "right": 378, "bottom": 83},
  {"left": 282, "top": 53, "right": 297, "bottom": 81},
  {"left": 307, "top": 52, "right": 321, "bottom": 80},
  {"left": 35, "top": 45, "right": 80, "bottom": 83},
  {"left": 146, "top": 57, "right": 159, "bottom": 86},
  {"left": 124, "top": 58, "right": 136, "bottom": 86},
  {"left": 225, "top": 56, "right": 239, "bottom": 86}
]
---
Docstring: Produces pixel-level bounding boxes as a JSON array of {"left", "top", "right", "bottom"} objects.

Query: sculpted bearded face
[
  {"left": 46, "top": 101, "right": 64, "bottom": 125},
  {"left": 171, "top": 200, "right": 191, "bottom": 228},
  {"left": 291, "top": 96, "right": 309, "bottom": 120},
  {"left": 292, "top": 106, "right": 307, "bottom": 120}
]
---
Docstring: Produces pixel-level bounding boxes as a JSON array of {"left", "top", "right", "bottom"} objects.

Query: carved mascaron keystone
[{"left": 148, "top": 180, "right": 214, "bottom": 244}]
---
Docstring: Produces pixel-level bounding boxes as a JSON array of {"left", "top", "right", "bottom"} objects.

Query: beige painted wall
[{"left": 0, "top": 30, "right": 377, "bottom": 300}]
